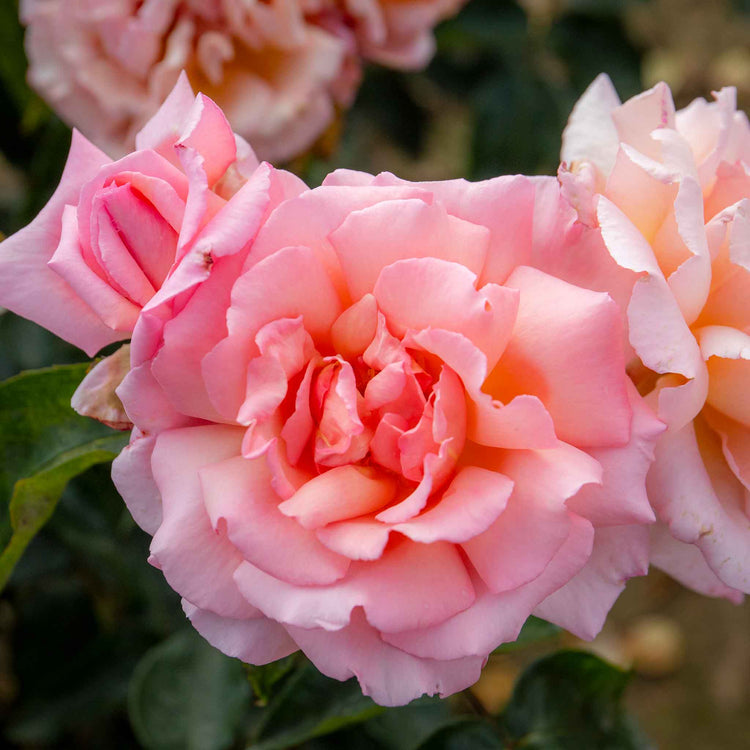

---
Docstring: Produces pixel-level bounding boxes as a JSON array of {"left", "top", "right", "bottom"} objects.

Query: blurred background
[{"left": 0, "top": 0, "right": 749, "bottom": 747}]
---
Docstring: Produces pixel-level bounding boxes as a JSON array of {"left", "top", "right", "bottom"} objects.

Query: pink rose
[
  {"left": 108, "top": 163, "right": 662, "bottom": 704},
  {"left": 557, "top": 75, "right": 750, "bottom": 601},
  {"left": 21, "top": 0, "right": 359, "bottom": 162},
  {"left": 0, "top": 74, "right": 286, "bottom": 356}
]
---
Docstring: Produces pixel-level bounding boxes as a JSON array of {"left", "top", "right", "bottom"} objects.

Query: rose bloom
[
  {"left": 79, "top": 128, "right": 663, "bottom": 702},
  {"left": 21, "top": 0, "right": 465, "bottom": 162},
  {"left": 0, "top": 73, "right": 298, "bottom": 357},
  {"left": 557, "top": 75, "right": 750, "bottom": 601}
]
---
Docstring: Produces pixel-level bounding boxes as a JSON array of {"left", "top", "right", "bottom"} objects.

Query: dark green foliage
[
  {"left": 129, "top": 630, "right": 252, "bottom": 750},
  {"left": 500, "top": 651, "right": 651, "bottom": 749},
  {"left": 0, "top": 364, "right": 128, "bottom": 588}
]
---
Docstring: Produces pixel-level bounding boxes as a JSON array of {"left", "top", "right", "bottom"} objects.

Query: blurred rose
[
  {"left": 558, "top": 75, "right": 750, "bottom": 601},
  {"left": 109, "top": 164, "right": 662, "bottom": 704},
  {"left": 337, "top": 0, "right": 467, "bottom": 69},
  {"left": 0, "top": 73, "right": 301, "bottom": 356},
  {"left": 21, "top": 0, "right": 465, "bottom": 163}
]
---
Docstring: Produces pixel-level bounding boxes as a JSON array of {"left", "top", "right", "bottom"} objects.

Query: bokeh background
[{"left": 1, "top": 0, "right": 749, "bottom": 747}]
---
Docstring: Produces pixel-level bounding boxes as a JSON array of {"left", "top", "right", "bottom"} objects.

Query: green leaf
[
  {"left": 128, "top": 629, "right": 252, "bottom": 750},
  {"left": 251, "top": 661, "right": 385, "bottom": 750},
  {"left": 362, "top": 697, "right": 460, "bottom": 750},
  {"left": 246, "top": 654, "right": 298, "bottom": 706},
  {"left": 0, "top": 364, "right": 128, "bottom": 590},
  {"left": 500, "top": 650, "right": 651, "bottom": 749},
  {"left": 415, "top": 719, "right": 505, "bottom": 750}
]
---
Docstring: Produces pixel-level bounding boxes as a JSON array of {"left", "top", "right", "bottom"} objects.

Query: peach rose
[
  {"left": 21, "top": 0, "right": 358, "bottom": 162},
  {"left": 0, "top": 74, "right": 301, "bottom": 356},
  {"left": 558, "top": 75, "right": 750, "bottom": 601},
  {"left": 20, "top": 0, "right": 466, "bottom": 163},
  {"left": 107, "top": 165, "right": 662, "bottom": 704}
]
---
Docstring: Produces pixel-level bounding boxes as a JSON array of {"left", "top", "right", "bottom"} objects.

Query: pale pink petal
[
  {"left": 248, "top": 184, "right": 434, "bottom": 299},
  {"left": 612, "top": 81, "right": 676, "bottom": 162},
  {"left": 331, "top": 294, "right": 379, "bottom": 359},
  {"left": 0, "top": 130, "right": 122, "bottom": 355},
  {"left": 150, "top": 425, "right": 257, "bottom": 618},
  {"left": 366, "top": 172, "right": 537, "bottom": 286},
  {"left": 278, "top": 465, "right": 396, "bottom": 529},
  {"left": 48, "top": 205, "right": 140, "bottom": 331},
  {"left": 704, "top": 407, "right": 750, "bottom": 492},
  {"left": 330, "top": 198, "right": 489, "bottom": 300},
  {"left": 534, "top": 525, "right": 650, "bottom": 639},
  {"left": 496, "top": 265, "right": 632, "bottom": 449},
  {"left": 373, "top": 257, "right": 519, "bottom": 370},
  {"left": 199, "top": 455, "right": 351, "bottom": 586},
  {"left": 561, "top": 73, "right": 621, "bottom": 177},
  {"left": 649, "top": 524, "right": 744, "bottom": 603},
  {"left": 567, "top": 380, "right": 663, "bottom": 526},
  {"left": 135, "top": 70, "right": 195, "bottom": 156},
  {"left": 393, "top": 467, "right": 513, "bottom": 544},
  {"left": 461, "top": 443, "right": 601, "bottom": 593},
  {"left": 384, "top": 514, "right": 594, "bottom": 659},
  {"left": 97, "top": 182, "right": 177, "bottom": 289},
  {"left": 89, "top": 189, "right": 157, "bottom": 306},
  {"left": 286, "top": 609, "right": 484, "bottom": 707},
  {"left": 407, "top": 327, "right": 558, "bottom": 449},
  {"left": 227, "top": 245, "right": 343, "bottom": 345},
  {"left": 111, "top": 430, "right": 162, "bottom": 535},
  {"left": 699, "top": 325, "right": 750, "bottom": 427},
  {"left": 183, "top": 600, "right": 298, "bottom": 665},
  {"left": 315, "top": 518, "right": 391, "bottom": 561},
  {"left": 175, "top": 93, "right": 237, "bottom": 186},
  {"left": 150, "top": 252, "right": 247, "bottom": 423},
  {"left": 648, "top": 420, "right": 750, "bottom": 594},
  {"left": 117, "top": 362, "right": 195, "bottom": 433},
  {"left": 234, "top": 539, "right": 474, "bottom": 634}
]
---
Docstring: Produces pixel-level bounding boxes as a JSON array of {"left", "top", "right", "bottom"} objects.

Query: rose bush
[
  {"left": 21, "top": 0, "right": 465, "bottom": 162},
  {"left": 556, "top": 75, "right": 750, "bottom": 601},
  {"left": 105, "top": 159, "right": 663, "bottom": 702},
  {"left": 0, "top": 73, "right": 304, "bottom": 356}
]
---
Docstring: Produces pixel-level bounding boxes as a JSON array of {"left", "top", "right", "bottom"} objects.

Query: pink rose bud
[
  {"left": 0, "top": 73, "right": 293, "bottom": 356},
  {"left": 557, "top": 75, "right": 750, "bottom": 602}
]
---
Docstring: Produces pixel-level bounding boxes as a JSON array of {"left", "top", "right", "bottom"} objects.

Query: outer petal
[
  {"left": 533, "top": 525, "right": 650, "bottom": 639},
  {"left": 384, "top": 513, "right": 594, "bottom": 660},
  {"left": 111, "top": 430, "right": 162, "bottom": 535},
  {"left": 649, "top": 524, "right": 744, "bottom": 603},
  {"left": 0, "top": 130, "right": 120, "bottom": 355},
  {"left": 491, "top": 265, "right": 632, "bottom": 449},
  {"left": 150, "top": 425, "right": 257, "bottom": 618},
  {"left": 286, "top": 609, "right": 485, "bottom": 707},
  {"left": 183, "top": 599, "right": 298, "bottom": 665},
  {"left": 561, "top": 73, "right": 621, "bottom": 178},
  {"left": 360, "top": 171, "right": 537, "bottom": 286},
  {"left": 648, "top": 418, "right": 750, "bottom": 593},
  {"left": 566, "top": 380, "right": 663, "bottom": 526},
  {"left": 461, "top": 443, "right": 601, "bottom": 593},
  {"left": 234, "top": 539, "right": 474, "bottom": 634}
]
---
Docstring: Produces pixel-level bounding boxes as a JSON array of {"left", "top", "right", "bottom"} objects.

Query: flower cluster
[
  {"left": 21, "top": 0, "right": 465, "bottom": 162},
  {"left": 0, "top": 73, "right": 747, "bottom": 705}
]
